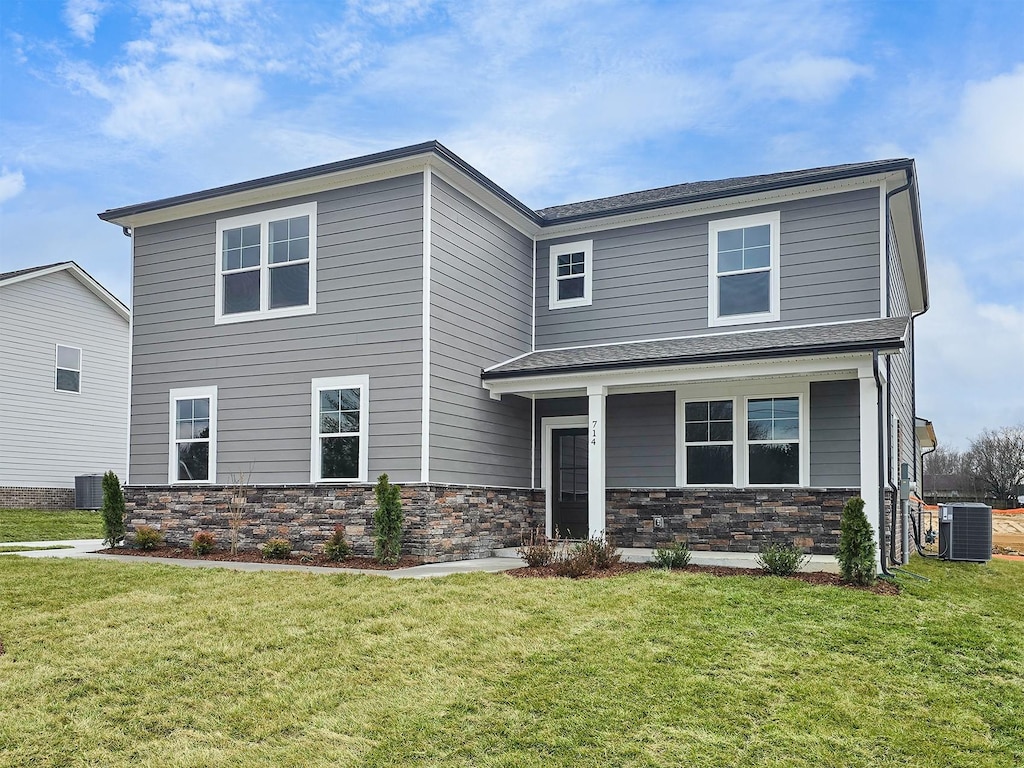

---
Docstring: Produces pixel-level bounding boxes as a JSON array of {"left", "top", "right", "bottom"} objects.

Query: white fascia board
[
  {"left": 535, "top": 172, "right": 900, "bottom": 242},
  {"left": 0, "top": 262, "right": 130, "bottom": 322},
  {"left": 106, "top": 156, "right": 435, "bottom": 229},
  {"left": 483, "top": 353, "right": 875, "bottom": 397},
  {"left": 888, "top": 189, "right": 926, "bottom": 313}
]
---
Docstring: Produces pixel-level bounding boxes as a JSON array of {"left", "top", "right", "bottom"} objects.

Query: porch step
[{"left": 492, "top": 546, "right": 840, "bottom": 573}]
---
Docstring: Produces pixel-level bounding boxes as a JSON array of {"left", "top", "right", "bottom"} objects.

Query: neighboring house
[
  {"left": 98, "top": 141, "right": 930, "bottom": 568},
  {"left": 0, "top": 262, "right": 130, "bottom": 509}
]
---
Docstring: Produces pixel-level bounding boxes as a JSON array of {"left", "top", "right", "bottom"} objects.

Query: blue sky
[{"left": 1, "top": 0, "right": 1022, "bottom": 448}]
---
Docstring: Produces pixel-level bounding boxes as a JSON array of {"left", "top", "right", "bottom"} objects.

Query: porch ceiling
[{"left": 483, "top": 316, "right": 909, "bottom": 381}]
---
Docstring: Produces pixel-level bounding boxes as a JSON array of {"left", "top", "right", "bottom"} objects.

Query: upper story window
[
  {"left": 708, "top": 211, "right": 780, "bottom": 327},
  {"left": 55, "top": 344, "right": 81, "bottom": 393},
  {"left": 215, "top": 202, "right": 317, "bottom": 324},
  {"left": 169, "top": 386, "right": 217, "bottom": 484},
  {"left": 311, "top": 375, "right": 369, "bottom": 483},
  {"left": 548, "top": 240, "right": 593, "bottom": 310}
]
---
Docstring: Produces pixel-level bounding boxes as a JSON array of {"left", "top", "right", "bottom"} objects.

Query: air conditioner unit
[
  {"left": 938, "top": 503, "right": 992, "bottom": 562},
  {"left": 75, "top": 474, "right": 104, "bottom": 510}
]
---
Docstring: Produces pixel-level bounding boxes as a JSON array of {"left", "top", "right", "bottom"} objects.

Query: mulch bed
[
  {"left": 506, "top": 561, "right": 901, "bottom": 594},
  {"left": 95, "top": 546, "right": 422, "bottom": 570}
]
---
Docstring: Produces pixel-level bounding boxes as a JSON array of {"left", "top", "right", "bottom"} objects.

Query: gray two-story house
[{"left": 99, "top": 141, "right": 929, "bottom": 568}]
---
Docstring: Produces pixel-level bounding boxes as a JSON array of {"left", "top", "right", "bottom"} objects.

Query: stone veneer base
[
  {"left": 124, "top": 484, "right": 545, "bottom": 563},
  {"left": 606, "top": 487, "right": 859, "bottom": 555},
  {"left": 124, "top": 484, "right": 861, "bottom": 561},
  {"left": 0, "top": 486, "right": 76, "bottom": 510}
]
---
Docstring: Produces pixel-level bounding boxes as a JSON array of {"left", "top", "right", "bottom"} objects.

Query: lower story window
[
  {"left": 684, "top": 399, "right": 734, "bottom": 484},
  {"left": 169, "top": 386, "right": 217, "bottom": 484},
  {"left": 311, "top": 375, "right": 369, "bottom": 482},
  {"left": 747, "top": 396, "right": 800, "bottom": 484}
]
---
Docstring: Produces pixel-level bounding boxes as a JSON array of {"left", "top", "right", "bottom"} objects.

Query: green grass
[
  {"left": 0, "top": 545, "right": 71, "bottom": 553},
  {"left": 0, "top": 508, "right": 103, "bottom": 542},
  {"left": 0, "top": 557, "right": 1021, "bottom": 768}
]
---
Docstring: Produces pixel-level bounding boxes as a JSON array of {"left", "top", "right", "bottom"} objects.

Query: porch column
[
  {"left": 587, "top": 384, "right": 607, "bottom": 538},
  {"left": 858, "top": 370, "right": 881, "bottom": 567}
]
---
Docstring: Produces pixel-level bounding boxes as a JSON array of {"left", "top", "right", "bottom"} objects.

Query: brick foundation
[
  {"left": 0, "top": 486, "right": 75, "bottom": 510},
  {"left": 124, "top": 484, "right": 545, "bottom": 562},
  {"left": 605, "top": 487, "right": 858, "bottom": 555}
]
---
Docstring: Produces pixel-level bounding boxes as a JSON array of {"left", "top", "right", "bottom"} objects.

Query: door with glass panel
[{"left": 551, "top": 428, "right": 589, "bottom": 539}]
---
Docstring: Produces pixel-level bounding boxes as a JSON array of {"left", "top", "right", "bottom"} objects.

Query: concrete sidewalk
[{"left": 6, "top": 540, "right": 841, "bottom": 576}]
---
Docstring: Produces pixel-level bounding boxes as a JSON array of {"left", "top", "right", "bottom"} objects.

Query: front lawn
[
  {"left": 0, "top": 508, "right": 103, "bottom": 542},
  {"left": 0, "top": 556, "right": 1020, "bottom": 767}
]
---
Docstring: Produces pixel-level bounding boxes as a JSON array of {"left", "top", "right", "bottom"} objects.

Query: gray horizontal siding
[
  {"left": 809, "top": 380, "right": 860, "bottom": 487},
  {"left": 429, "top": 176, "right": 533, "bottom": 486},
  {"left": 129, "top": 173, "right": 424, "bottom": 485},
  {"left": 536, "top": 187, "right": 882, "bottom": 349},
  {"left": 0, "top": 270, "right": 129, "bottom": 487},
  {"left": 886, "top": 217, "right": 916, "bottom": 480}
]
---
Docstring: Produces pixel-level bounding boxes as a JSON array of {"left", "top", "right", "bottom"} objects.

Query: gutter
[{"left": 481, "top": 338, "right": 905, "bottom": 381}]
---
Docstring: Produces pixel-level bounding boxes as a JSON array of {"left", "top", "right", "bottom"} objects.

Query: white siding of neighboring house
[{"left": 0, "top": 270, "right": 129, "bottom": 488}]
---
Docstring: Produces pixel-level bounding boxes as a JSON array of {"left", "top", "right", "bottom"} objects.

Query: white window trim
[
  {"left": 214, "top": 201, "right": 318, "bottom": 325},
  {"left": 678, "top": 397, "right": 738, "bottom": 487},
  {"left": 168, "top": 386, "right": 218, "bottom": 485},
  {"left": 708, "top": 211, "right": 781, "bottom": 327},
  {"left": 742, "top": 393, "right": 808, "bottom": 487},
  {"left": 674, "top": 381, "right": 810, "bottom": 487},
  {"left": 548, "top": 240, "right": 593, "bottom": 310},
  {"left": 54, "top": 344, "right": 82, "bottom": 394},
  {"left": 310, "top": 375, "right": 369, "bottom": 483}
]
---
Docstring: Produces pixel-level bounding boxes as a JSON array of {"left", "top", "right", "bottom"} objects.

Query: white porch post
[
  {"left": 859, "top": 370, "right": 881, "bottom": 567},
  {"left": 587, "top": 384, "right": 607, "bottom": 538}
]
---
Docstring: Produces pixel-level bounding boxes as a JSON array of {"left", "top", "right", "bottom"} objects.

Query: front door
[{"left": 551, "top": 428, "right": 589, "bottom": 539}]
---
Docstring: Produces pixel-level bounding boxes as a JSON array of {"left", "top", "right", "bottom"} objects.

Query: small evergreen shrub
[
  {"left": 134, "top": 525, "right": 162, "bottom": 551},
  {"left": 653, "top": 541, "right": 691, "bottom": 569},
  {"left": 837, "top": 496, "right": 876, "bottom": 586},
  {"left": 262, "top": 538, "right": 292, "bottom": 560},
  {"left": 756, "top": 543, "right": 809, "bottom": 576},
  {"left": 191, "top": 531, "right": 216, "bottom": 556},
  {"left": 517, "top": 527, "right": 555, "bottom": 567},
  {"left": 324, "top": 526, "right": 351, "bottom": 561},
  {"left": 373, "top": 474, "right": 403, "bottom": 565},
  {"left": 101, "top": 470, "right": 126, "bottom": 547}
]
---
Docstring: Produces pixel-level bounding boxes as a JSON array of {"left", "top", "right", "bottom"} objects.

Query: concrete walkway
[{"left": 6, "top": 539, "right": 840, "bottom": 576}]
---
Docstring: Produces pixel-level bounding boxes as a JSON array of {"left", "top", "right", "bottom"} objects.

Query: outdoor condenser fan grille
[
  {"left": 75, "top": 474, "right": 104, "bottom": 510},
  {"left": 938, "top": 503, "right": 992, "bottom": 562}
]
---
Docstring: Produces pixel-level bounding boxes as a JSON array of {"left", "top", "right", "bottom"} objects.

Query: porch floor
[{"left": 492, "top": 546, "right": 841, "bottom": 573}]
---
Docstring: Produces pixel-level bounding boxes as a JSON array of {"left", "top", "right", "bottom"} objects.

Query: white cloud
[
  {"left": 916, "top": 259, "right": 1024, "bottom": 449},
  {"left": 0, "top": 168, "right": 26, "bottom": 204},
  {"left": 919, "top": 65, "right": 1024, "bottom": 205},
  {"left": 733, "top": 54, "right": 871, "bottom": 102},
  {"left": 64, "top": 0, "right": 107, "bottom": 43}
]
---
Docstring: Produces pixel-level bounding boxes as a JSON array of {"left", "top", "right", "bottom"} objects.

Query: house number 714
[{"left": 591, "top": 420, "right": 598, "bottom": 445}]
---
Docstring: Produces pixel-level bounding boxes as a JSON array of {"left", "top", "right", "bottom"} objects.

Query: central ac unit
[{"left": 938, "top": 503, "right": 992, "bottom": 562}]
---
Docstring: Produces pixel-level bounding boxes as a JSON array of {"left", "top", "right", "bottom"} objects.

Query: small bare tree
[
  {"left": 966, "top": 425, "right": 1024, "bottom": 507},
  {"left": 227, "top": 465, "right": 254, "bottom": 555}
]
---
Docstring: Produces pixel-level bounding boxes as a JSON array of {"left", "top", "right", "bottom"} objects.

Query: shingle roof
[
  {"left": 0, "top": 261, "right": 72, "bottom": 282},
  {"left": 536, "top": 159, "right": 910, "bottom": 223},
  {"left": 482, "top": 317, "right": 909, "bottom": 380}
]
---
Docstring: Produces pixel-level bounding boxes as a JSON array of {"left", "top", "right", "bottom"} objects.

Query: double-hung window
[
  {"left": 548, "top": 240, "right": 593, "bottom": 309},
  {"left": 215, "top": 202, "right": 317, "bottom": 323},
  {"left": 708, "top": 211, "right": 780, "bottom": 326},
  {"left": 311, "top": 375, "right": 368, "bottom": 482},
  {"left": 55, "top": 344, "right": 81, "bottom": 393},
  {"left": 746, "top": 396, "right": 800, "bottom": 485},
  {"left": 169, "top": 386, "right": 217, "bottom": 484},
  {"left": 683, "top": 400, "right": 734, "bottom": 484}
]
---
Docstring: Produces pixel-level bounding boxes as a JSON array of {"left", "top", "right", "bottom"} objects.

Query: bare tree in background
[
  {"left": 966, "top": 425, "right": 1024, "bottom": 507},
  {"left": 925, "top": 446, "right": 967, "bottom": 475}
]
